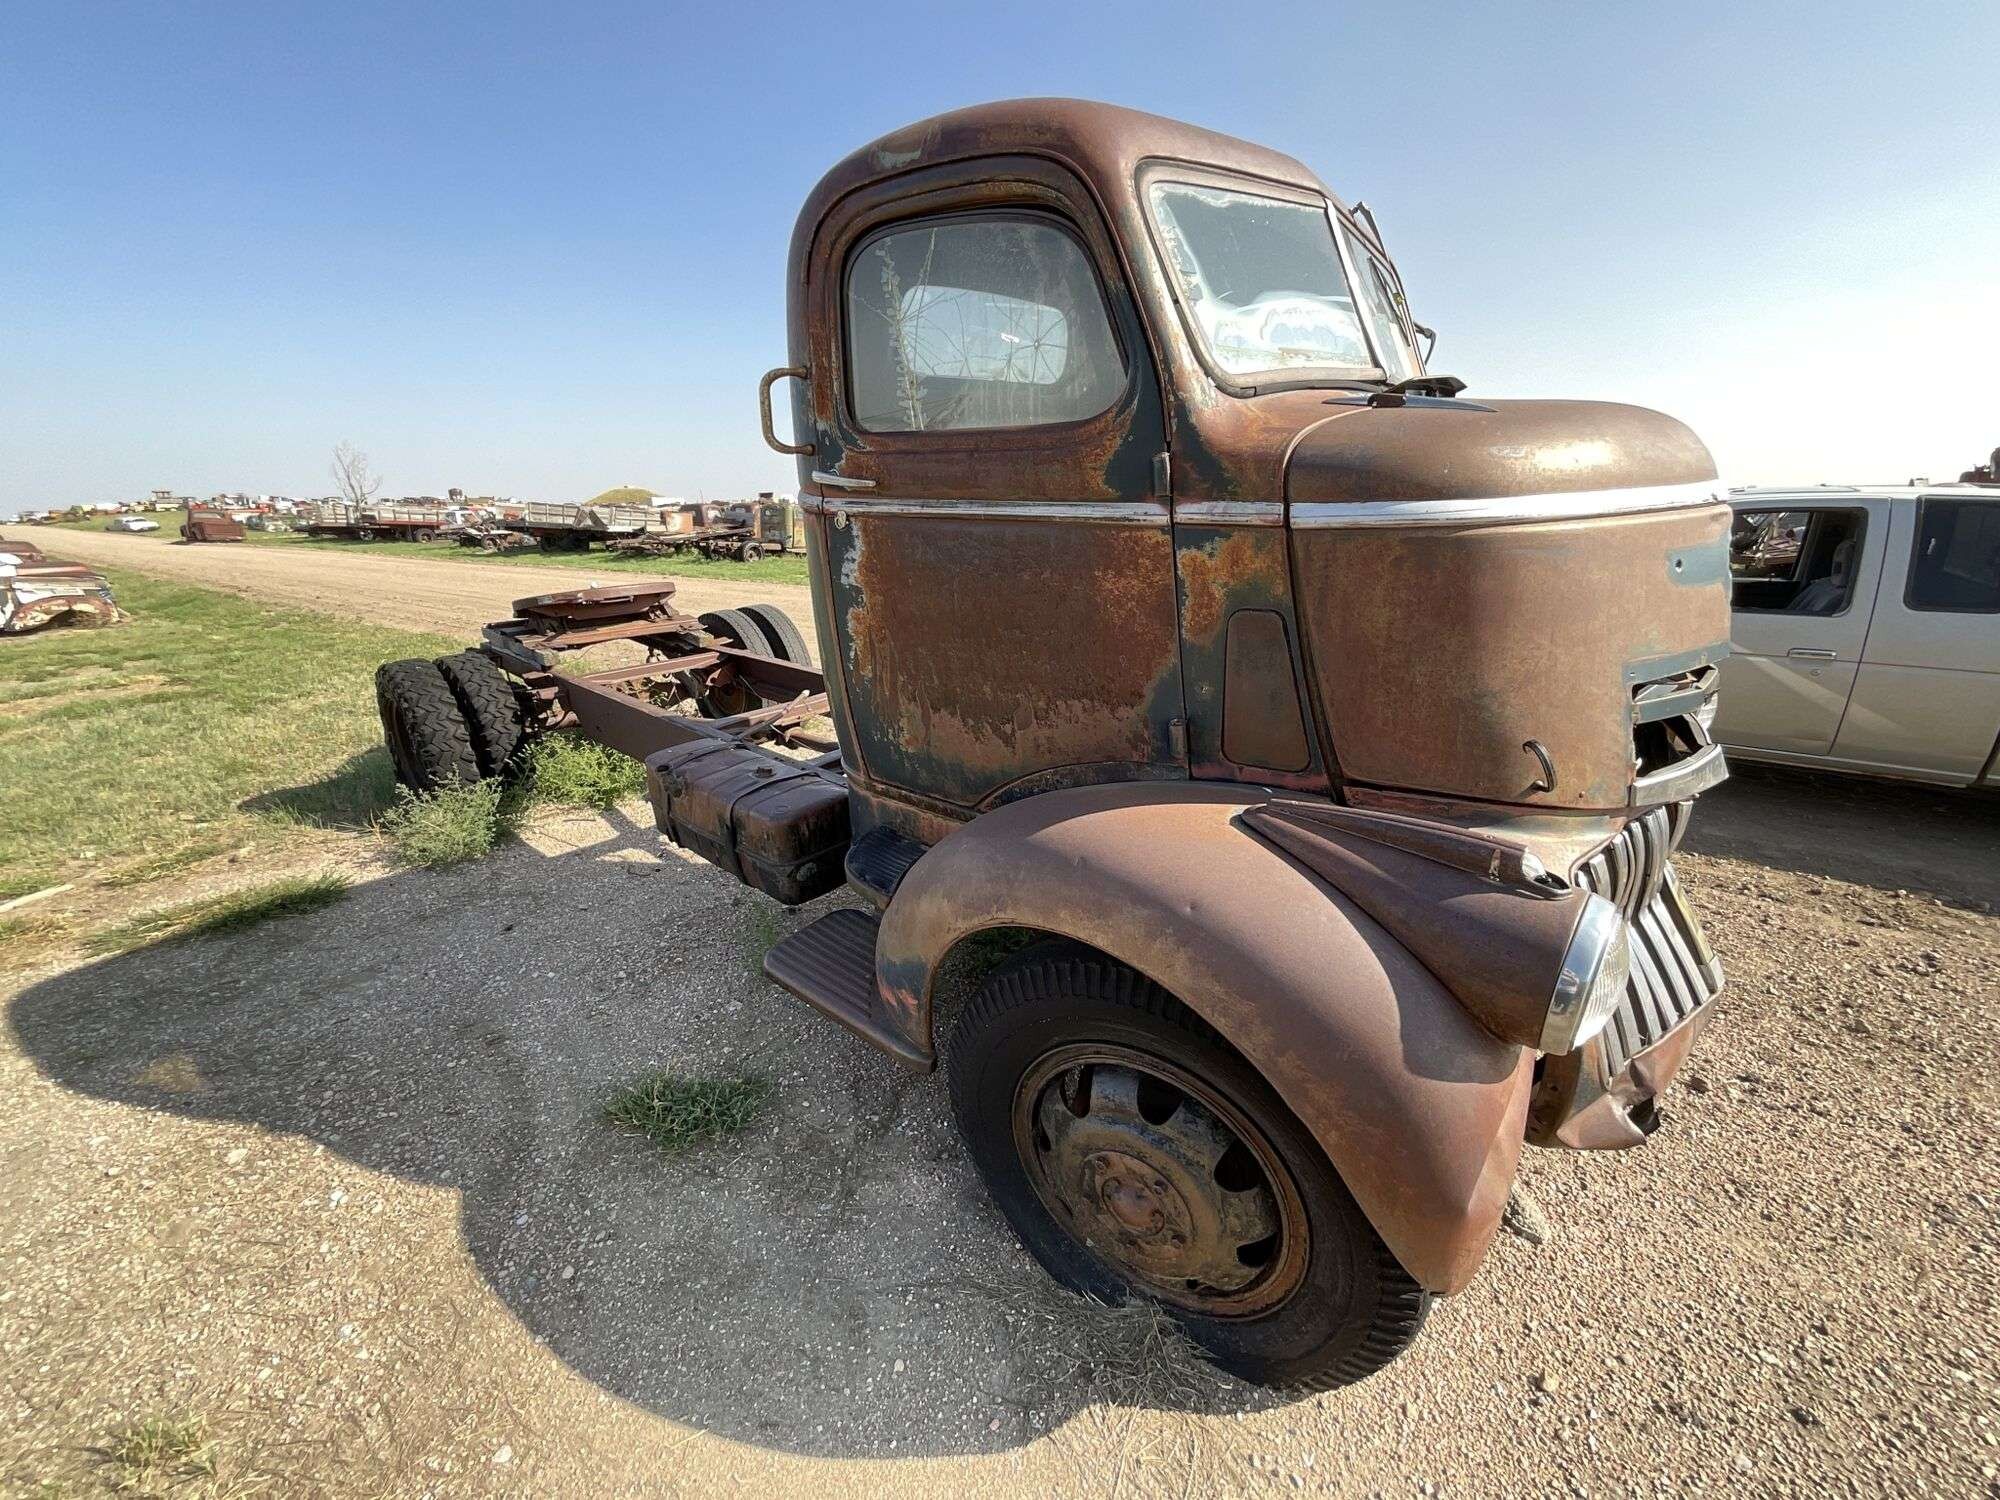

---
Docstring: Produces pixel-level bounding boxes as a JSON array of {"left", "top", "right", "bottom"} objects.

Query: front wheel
[{"left": 946, "top": 948, "right": 1430, "bottom": 1391}]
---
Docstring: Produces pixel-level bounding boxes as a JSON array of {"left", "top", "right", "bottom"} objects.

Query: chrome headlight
[{"left": 1539, "top": 894, "right": 1630, "bottom": 1054}]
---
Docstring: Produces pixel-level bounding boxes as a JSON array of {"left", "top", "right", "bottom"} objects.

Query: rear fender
[{"left": 875, "top": 782, "right": 1532, "bottom": 1294}]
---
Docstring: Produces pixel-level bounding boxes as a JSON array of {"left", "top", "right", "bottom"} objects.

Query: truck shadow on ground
[
  {"left": 7, "top": 808, "right": 1265, "bottom": 1460},
  {"left": 1682, "top": 761, "right": 2000, "bottom": 912}
]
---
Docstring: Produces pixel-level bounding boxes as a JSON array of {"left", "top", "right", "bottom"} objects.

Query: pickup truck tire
[
  {"left": 376, "top": 659, "right": 481, "bottom": 793},
  {"left": 740, "top": 603, "right": 811, "bottom": 664},
  {"left": 946, "top": 947, "right": 1430, "bottom": 1391},
  {"left": 435, "top": 650, "right": 526, "bottom": 776}
]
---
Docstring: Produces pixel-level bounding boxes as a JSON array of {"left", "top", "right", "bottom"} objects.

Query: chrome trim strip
[
  {"left": 801, "top": 494, "right": 1171, "bottom": 526},
  {"left": 1174, "top": 500, "right": 1285, "bottom": 527},
  {"left": 810, "top": 469, "right": 876, "bottom": 491},
  {"left": 1628, "top": 743, "right": 1729, "bottom": 807},
  {"left": 1290, "top": 479, "right": 1726, "bottom": 530}
]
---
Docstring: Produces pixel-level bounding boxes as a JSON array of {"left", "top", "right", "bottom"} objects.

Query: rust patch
[
  {"left": 841, "top": 516, "right": 1181, "bottom": 805},
  {"left": 1176, "top": 528, "right": 1288, "bottom": 642}
]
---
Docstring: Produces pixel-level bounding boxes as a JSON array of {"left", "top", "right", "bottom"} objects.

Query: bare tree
[{"left": 330, "top": 441, "right": 381, "bottom": 506}]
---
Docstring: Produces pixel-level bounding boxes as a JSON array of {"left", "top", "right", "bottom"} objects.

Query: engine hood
[
  {"left": 1286, "top": 397, "right": 1717, "bottom": 508},
  {"left": 1282, "top": 396, "right": 1732, "bottom": 811}
]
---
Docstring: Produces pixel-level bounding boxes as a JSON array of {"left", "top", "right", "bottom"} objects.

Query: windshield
[
  {"left": 1338, "top": 225, "right": 1423, "bottom": 383},
  {"left": 1147, "top": 182, "right": 1375, "bottom": 380}
]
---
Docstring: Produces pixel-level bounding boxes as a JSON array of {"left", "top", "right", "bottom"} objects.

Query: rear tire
[
  {"left": 946, "top": 948, "right": 1431, "bottom": 1391},
  {"left": 436, "top": 650, "right": 526, "bottom": 777},
  {"left": 376, "top": 659, "right": 481, "bottom": 793},
  {"left": 694, "top": 608, "right": 779, "bottom": 716},
  {"left": 740, "top": 603, "right": 811, "bottom": 664}
]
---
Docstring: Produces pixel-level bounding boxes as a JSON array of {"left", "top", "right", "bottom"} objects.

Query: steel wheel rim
[{"left": 1012, "top": 1042, "right": 1309, "bottom": 1317}]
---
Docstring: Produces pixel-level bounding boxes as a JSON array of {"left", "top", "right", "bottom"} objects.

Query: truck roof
[{"left": 792, "top": 97, "right": 1344, "bottom": 265}]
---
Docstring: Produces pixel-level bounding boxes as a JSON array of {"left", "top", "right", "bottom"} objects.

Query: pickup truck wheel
[
  {"left": 435, "top": 650, "right": 526, "bottom": 776},
  {"left": 375, "top": 659, "right": 481, "bottom": 792},
  {"left": 947, "top": 949, "right": 1430, "bottom": 1391}
]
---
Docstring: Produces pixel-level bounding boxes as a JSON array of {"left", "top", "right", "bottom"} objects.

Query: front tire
[{"left": 946, "top": 948, "right": 1430, "bottom": 1391}]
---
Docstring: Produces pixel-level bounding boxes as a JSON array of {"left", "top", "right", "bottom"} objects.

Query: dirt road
[
  {"left": 39, "top": 529, "right": 817, "bottom": 651},
  {"left": 4, "top": 764, "right": 1996, "bottom": 1498}
]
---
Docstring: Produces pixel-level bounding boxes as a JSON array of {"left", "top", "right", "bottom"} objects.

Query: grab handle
[{"left": 758, "top": 367, "right": 814, "bottom": 456}]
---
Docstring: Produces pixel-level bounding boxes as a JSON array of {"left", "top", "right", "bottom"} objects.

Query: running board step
[
  {"left": 761, "top": 907, "right": 929, "bottom": 1068},
  {"left": 844, "top": 826, "right": 927, "bottom": 909}
]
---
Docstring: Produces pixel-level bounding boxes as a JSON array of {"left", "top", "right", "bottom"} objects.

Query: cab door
[
  {"left": 1830, "top": 495, "right": 2000, "bottom": 782},
  {"left": 1717, "top": 499, "right": 1888, "bottom": 754},
  {"left": 800, "top": 157, "right": 1182, "bottom": 815}
]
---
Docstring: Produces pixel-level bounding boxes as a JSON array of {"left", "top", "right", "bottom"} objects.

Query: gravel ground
[
  {"left": 32, "top": 529, "right": 816, "bottom": 652},
  {"left": 2, "top": 765, "right": 1995, "bottom": 1497}
]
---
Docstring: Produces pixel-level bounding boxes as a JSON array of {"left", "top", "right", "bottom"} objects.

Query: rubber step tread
[{"left": 844, "top": 826, "right": 927, "bottom": 910}]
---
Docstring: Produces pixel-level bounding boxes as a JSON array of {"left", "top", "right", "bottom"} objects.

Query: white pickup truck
[{"left": 1715, "top": 483, "right": 2000, "bottom": 786}]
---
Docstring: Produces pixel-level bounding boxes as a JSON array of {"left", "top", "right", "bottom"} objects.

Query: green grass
[
  {"left": 45, "top": 516, "right": 812, "bottom": 584},
  {"left": 98, "top": 842, "right": 229, "bottom": 889},
  {"left": 0, "top": 569, "right": 457, "bottom": 889},
  {"left": 89, "top": 872, "right": 351, "bottom": 955},
  {"left": 108, "top": 1413, "right": 216, "bottom": 1490},
  {"left": 380, "top": 781, "right": 523, "bottom": 867},
  {"left": 604, "top": 1072, "right": 770, "bottom": 1153},
  {"left": 521, "top": 732, "right": 647, "bottom": 808}
]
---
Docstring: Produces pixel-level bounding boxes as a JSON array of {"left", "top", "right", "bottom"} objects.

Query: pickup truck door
[
  {"left": 1829, "top": 494, "right": 2000, "bottom": 783},
  {"left": 1717, "top": 498, "right": 1889, "bottom": 754}
]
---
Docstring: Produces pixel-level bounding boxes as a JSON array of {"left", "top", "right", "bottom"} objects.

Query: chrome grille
[
  {"left": 1572, "top": 803, "right": 1686, "bottom": 919},
  {"left": 1573, "top": 806, "right": 1721, "bottom": 1076}
]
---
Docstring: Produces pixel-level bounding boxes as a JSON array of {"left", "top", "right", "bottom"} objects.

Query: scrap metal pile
[{"left": 0, "top": 536, "right": 123, "bottom": 634}]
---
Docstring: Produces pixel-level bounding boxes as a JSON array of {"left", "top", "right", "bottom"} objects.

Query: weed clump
[
  {"left": 381, "top": 781, "right": 520, "bottom": 867},
  {"left": 604, "top": 1072, "right": 769, "bottom": 1153},
  {"left": 522, "top": 734, "right": 647, "bottom": 809}
]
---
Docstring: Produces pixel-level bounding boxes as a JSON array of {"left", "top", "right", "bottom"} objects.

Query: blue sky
[{"left": 4, "top": 1, "right": 1996, "bottom": 514}]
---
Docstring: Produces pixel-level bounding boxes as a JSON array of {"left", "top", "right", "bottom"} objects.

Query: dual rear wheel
[{"left": 375, "top": 603, "right": 814, "bottom": 791}]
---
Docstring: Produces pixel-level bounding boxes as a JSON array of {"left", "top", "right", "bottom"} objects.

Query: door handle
[
  {"left": 811, "top": 470, "right": 877, "bottom": 491},
  {"left": 1786, "top": 647, "right": 1838, "bottom": 659}
]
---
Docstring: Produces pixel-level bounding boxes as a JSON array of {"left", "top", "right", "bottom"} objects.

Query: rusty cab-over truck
[{"left": 379, "top": 100, "right": 1734, "bottom": 1390}]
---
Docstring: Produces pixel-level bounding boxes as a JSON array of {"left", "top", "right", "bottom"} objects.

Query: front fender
[{"left": 874, "top": 782, "right": 1532, "bottom": 1295}]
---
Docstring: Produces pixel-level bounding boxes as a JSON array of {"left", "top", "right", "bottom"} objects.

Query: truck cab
[{"left": 386, "top": 98, "right": 1736, "bottom": 1390}]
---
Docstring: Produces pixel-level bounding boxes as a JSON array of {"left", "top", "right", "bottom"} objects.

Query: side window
[
  {"left": 1729, "top": 507, "right": 1866, "bottom": 615},
  {"left": 1908, "top": 499, "right": 2000, "bottom": 613},
  {"left": 845, "top": 215, "right": 1125, "bottom": 433}
]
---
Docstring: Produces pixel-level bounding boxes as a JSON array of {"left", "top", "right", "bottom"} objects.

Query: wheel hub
[{"left": 1014, "top": 1049, "right": 1305, "bottom": 1315}]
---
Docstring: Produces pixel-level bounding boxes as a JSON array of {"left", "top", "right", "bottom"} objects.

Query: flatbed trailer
[
  {"left": 502, "top": 501, "right": 654, "bottom": 553},
  {"left": 303, "top": 501, "right": 452, "bottom": 542}
]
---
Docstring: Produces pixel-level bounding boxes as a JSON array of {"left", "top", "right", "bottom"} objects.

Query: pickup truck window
[
  {"left": 1730, "top": 507, "right": 1866, "bottom": 615},
  {"left": 845, "top": 215, "right": 1125, "bottom": 433},
  {"left": 1908, "top": 499, "right": 2000, "bottom": 613},
  {"left": 1147, "top": 182, "right": 1373, "bottom": 380}
]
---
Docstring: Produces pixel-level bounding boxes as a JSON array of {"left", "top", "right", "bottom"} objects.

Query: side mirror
[{"left": 1412, "top": 322, "right": 1438, "bottom": 365}]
